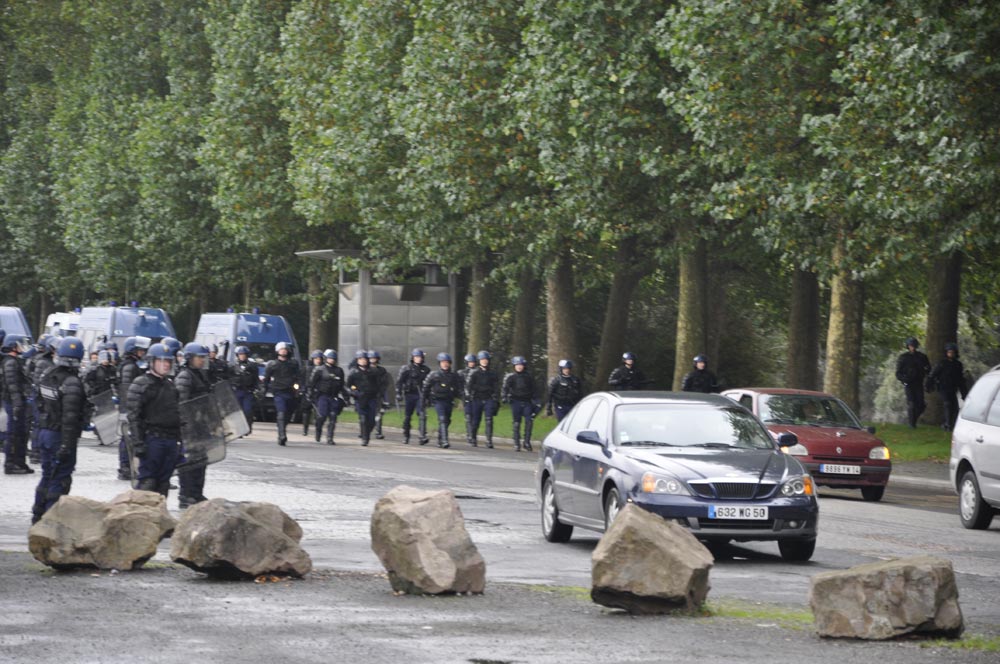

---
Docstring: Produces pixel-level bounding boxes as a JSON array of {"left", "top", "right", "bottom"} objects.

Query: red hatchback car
[{"left": 721, "top": 388, "right": 892, "bottom": 501}]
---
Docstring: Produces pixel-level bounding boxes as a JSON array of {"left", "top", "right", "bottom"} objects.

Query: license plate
[
  {"left": 820, "top": 464, "right": 861, "bottom": 475},
  {"left": 708, "top": 505, "right": 768, "bottom": 520}
]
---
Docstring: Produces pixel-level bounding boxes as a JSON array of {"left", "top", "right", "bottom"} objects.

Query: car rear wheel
[
  {"left": 778, "top": 538, "right": 816, "bottom": 562},
  {"left": 959, "top": 470, "right": 995, "bottom": 530},
  {"left": 541, "top": 477, "right": 573, "bottom": 543},
  {"left": 861, "top": 486, "right": 885, "bottom": 502},
  {"left": 603, "top": 486, "right": 622, "bottom": 531}
]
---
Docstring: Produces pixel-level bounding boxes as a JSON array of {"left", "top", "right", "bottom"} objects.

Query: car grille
[
  {"left": 813, "top": 455, "right": 865, "bottom": 463},
  {"left": 688, "top": 482, "right": 776, "bottom": 500},
  {"left": 697, "top": 518, "right": 776, "bottom": 530}
]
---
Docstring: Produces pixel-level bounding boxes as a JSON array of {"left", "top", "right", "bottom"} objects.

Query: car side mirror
[
  {"left": 866, "top": 426, "right": 876, "bottom": 435},
  {"left": 776, "top": 432, "right": 798, "bottom": 447},
  {"left": 576, "top": 430, "right": 604, "bottom": 446}
]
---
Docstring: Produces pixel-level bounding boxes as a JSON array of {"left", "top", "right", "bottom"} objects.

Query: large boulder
[
  {"left": 170, "top": 499, "right": 312, "bottom": 579},
  {"left": 591, "top": 504, "right": 714, "bottom": 614},
  {"left": 370, "top": 485, "right": 486, "bottom": 595},
  {"left": 810, "top": 556, "right": 964, "bottom": 640},
  {"left": 29, "top": 490, "right": 176, "bottom": 570}
]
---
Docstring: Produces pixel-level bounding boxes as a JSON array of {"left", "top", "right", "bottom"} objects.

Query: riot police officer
[
  {"left": 895, "top": 337, "right": 931, "bottom": 428},
  {"left": 263, "top": 342, "right": 300, "bottom": 446},
  {"left": 458, "top": 354, "right": 478, "bottom": 445},
  {"left": 175, "top": 343, "right": 212, "bottom": 509},
  {"left": 396, "top": 349, "right": 431, "bottom": 445},
  {"left": 126, "top": 342, "right": 182, "bottom": 497},
  {"left": 207, "top": 343, "right": 231, "bottom": 385},
  {"left": 502, "top": 356, "right": 539, "bottom": 452},
  {"left": 302, "top": 350, "right": 324, "bottom": 436},
  {"left": 422, "top": 353, "right": 463, "bottom": 449},
  {"left": 160, "top": 337, "right": 184, "bottom": 375},
  {"left": 547, "top": 359, "right": 583, "bottom": 421},
  {"left": 368, "top": 350, "right": 392, "bottom": 439},
  {"left": 2, "top": 334, "right": 34, "bottom": 474},
  {"left": 32, "top": 337, "right": 87, "bottom": 523},
  {"left": 117, "top": 335, "right": 151, "bottom": 480},
  {"left": 465, "top": 350, "right": 500, "bottom": 448},
  {"left": 308, "top": 349, "right": 347, "bottom": 445},
  {"left": 608, "top": 352, "right": 648, "bottom": 391},
  {"left": 27, "top": 335, "right": 57, "bottom": 464},
  {"left": 682, "top": 354, "right": 719, "bottom": 393},
  {"left": 84, "top": 350, "right": 119, "bottom": 399},
  {"left": 347, "top": 350, "right": 382, "bottom": 446},
  {"left": 927, "top": 342, "right": 968, "bottom": 431},
  {"left": 230, "top": 346, "right": 259, "bottom": 434}
]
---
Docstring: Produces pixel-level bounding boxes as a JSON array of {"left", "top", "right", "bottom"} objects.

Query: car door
[
  {"left": 552, "top": 397, "right": 599, "bottom": 516},
  {"left": 575, "top": 398, "right": 611, "bottom": 522},
  {"left": 980, "top": 391, "right": 1000, "bottom": 503}
]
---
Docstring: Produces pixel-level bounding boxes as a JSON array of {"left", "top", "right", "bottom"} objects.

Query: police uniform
[
  {"left": 347, "top": 364, "right": 382, "bottom": 446},
  {"left": 422, "top": 364, "right": 463, "bottom": 449},
  {"left": 127, "top": 356, "right": 182, "bottom": 497},
  {"left": 117, "top": 352, "right": 146, "bottom": 479},
  {"left": 396, "top": 355, "right": 430, "bottom": 445},
  {"left": 1, "top": 337, "right": 33, "bottom": 474},
  {"left": 230, "top": 353, "right": 259, "bottom": 433},
  {"left": 547, "top": 372, "right": 583, "bottom": 421},
  {"left": 896, "top": 345, "right": 931, "bottom": 428},
  {"left": 309, "top": 359, "right": 347, "bottom": 445},
  {"left": 263, "top": 352, "right": 301, "bottom": 446},
  {"left": 927, "top": 347, "right": 968, "bottom": 431},
  {"left": 175, "top": 357, "right": 212, "bottom": 508},
  {"left": 502, "top": 364, "right": 538, "bottom": 452},
  {"left": 466, "top": 363, "right": 500, "bottom": 448}
]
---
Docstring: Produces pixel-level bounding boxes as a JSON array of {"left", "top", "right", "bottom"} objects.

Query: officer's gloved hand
[{"left": 133, "top": 440, "right": 147, "bottom": 459}]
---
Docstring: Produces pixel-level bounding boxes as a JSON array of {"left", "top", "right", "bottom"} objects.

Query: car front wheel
[
  {"left": 861, "top": 486, "right": 885, "bottom": 502},
  {"left": 541, "top": 477, "right": 573, "bottom": 543},
  {"left": 778, "top": 538, "right": 816, "bottom": 562},
  {"left": 603, "top": 486, "right": 622, "bottom": 531},
  {"left": 959, "top": 470, "right": 995, "bottom": 530}
]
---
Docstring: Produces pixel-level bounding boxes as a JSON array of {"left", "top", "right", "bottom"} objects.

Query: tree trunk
[
  {"left": 466, "top": 259, "right": 493, "bottom": 355},
  {"left": 924, "top": 251, "right": 963, "bottom": 425},
  {"left": 242, "top": 276, "right": 253, "bottom": 309},
  {"left": 37, "top": 295, "right": 51, "bottom": 338},
  {"left": 307, "top": 272, "right": 325, "bottom": 352},
  {"left": 786, "top": 269, "right": 821, "bottom": 390},
  {"left": 546, "top": 248, "right": 578, "bottom": 380},
  {"left": 594, "top": 237, "right": 647, "bottom": 389},
  {"left": 823, "top": 241, "right": 865, "bottom": 413},
  {"left": 672, "top": 229, "right": 708, "bottom": 390},
  {"left": 511, "top": 267, "right": 541, "bottom": 359}
]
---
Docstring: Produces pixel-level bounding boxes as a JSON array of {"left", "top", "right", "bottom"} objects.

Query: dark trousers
[
  {"left": 940, "top": 391, "right": 960, "bottom": 431},
  {"left": 3, "top": 400, "right": 27, "bottom": 467},
  {"left": 235, "top": 389, "right": 255, "bottom": 431},
  {"left": 273, "top": 390, "right": 295, "bottom": 415},
  {"left": 32, "top": 428, "right": 76, "bottom": 523},
  {"left": 401, "top": 393, "right": 426, "bottom": 439},
  {"left": 470, "top": 398, "right": 498, "bottom": 434},
  {"left": 356, "top": 398, "right": 378, "bottom": 439},
  {"left": 510, "top": 399, "right": 533, "bottom": 427},
  {"left": 434, "top": 399, "right": 454, "bottom": 426},
  {"left": 554, "top": 403, "right": 573, "bottom": 421},
  {"left": 178, "top": 464, "right": 207, "bottom": 501},
  {"left": 903, "top": 383, "right": 926, "bottom": 427},
  {"left": 136, "top": 435, "right": 181, "bottom": 496}
]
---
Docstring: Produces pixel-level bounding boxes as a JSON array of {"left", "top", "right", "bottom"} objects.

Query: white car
[{"left": 949, "top": 365, "right": 1000, "bottom": 529}]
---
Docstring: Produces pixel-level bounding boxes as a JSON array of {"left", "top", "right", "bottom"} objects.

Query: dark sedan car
[{"left": 536, "top": 392, "right": 819, "bottom": 561}]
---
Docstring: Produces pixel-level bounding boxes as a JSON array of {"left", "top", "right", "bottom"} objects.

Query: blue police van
[
  {"left": 76, "top": 305, "right": 177, "bottom": 353},
  {"left": 0, "top": 306, "right": 34, "bottom": 339}
]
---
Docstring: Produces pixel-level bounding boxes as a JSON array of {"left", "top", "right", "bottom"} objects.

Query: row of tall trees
[{"left": 3, "top": 1, "right": 999, "bottom": 414}]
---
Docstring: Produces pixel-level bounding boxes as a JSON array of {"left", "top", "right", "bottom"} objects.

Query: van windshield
[{"left": 244, "top": 343, "right": 282, "bottom": 364}]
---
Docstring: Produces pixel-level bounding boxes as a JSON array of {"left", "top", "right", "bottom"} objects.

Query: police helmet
[
  {"left": 275, "top": 341, "right": 292, "bottom": 354},
  {"left": 235, "top": 345, "right": 250, "bottom": 356},
  {"left": 310, "top": 349, "right": 324, "bottom": 360},
  {"left": 905, "top": 337, "right": 919, "bottom": 349},
  {"left": 55, "top": 337, "right": 85, "bottom": 367},
  {"left": 355, "top": 350, "right": 368, "bottom": 360},
  {"left": 45, "top": 335, "right": 61, "bottom": 352},
  {"left": 183, "top": 342, "right": 209, "bottom": 359},
  {"left": 464, "top": 354, "right": 476, "bottom": 363},
  {"left": 558, "top": 359, "right": 573, "bottom": 369},
  {"left": 324, "top": 349, "right": 337, "bottom": 360},
  {"left": 622, "top": 352, "right": 635, "bottom": 361},
  {"left": 105, "top": 341, "right": 119, "bottom": 354},
  {"left": 36, "top": 334, "right": 53, "bottom": 351},
  {"left": 477, "top": 350, "right": 491, "bottom": 361},
  {"left": 437, "top": 352, "right": 452, "bottom": 363},
  {"left": 146, "top": 342, "right": 175, "bottom": 362},
  {"left": 160, "top": 337, "right": 182, "bottom": 355},
  {"left": 98, "top": 350, "right": 112, "bottom": 364},
  {"left": 1, "top": 334, "right": 31, "bottom": 353},
  {"left": 367, "top": 350, "right": 381, "bottom": 360},
  {"left": 411, "top": 348, "right": 425, "bottom": 358},
  {"left": 944, "top": 342, "right": 959, "bottom": 354},
  {"left": 511, "top": 356, "right": 527, "bottom": 366},
  {"left": 21, "top": 346, "right": 38, "bottom": 360},
  {"left": 693, "top": 354, "right": 708, "bottom": 367}
]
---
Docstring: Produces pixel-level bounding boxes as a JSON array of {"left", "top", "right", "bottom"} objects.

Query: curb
[{"left": 888, "top": 473, "right": 953, "bottom": 491}]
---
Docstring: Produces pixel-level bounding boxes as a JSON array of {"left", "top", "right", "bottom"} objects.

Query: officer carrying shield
[
  {"left": 423, "top": 353, "right": 463, "bottom": 449},
  {"left": 465, "top": 350, "right": 500, "bottom": 448},
  {"left": 458, "top": 354, "right": 477, "bottom": 445},
  {"left": 263, "top": 342, "right": 300, "bottom": 446},
  {"left": 126, "top": 342, "right": 182, "bottom": 497},
  {"left": 308, "top": 349, "right": 347, "bottom": 445},
  {"left": 175, "top": 343, "right": 212, "bottom": 509},
  {"left": 32, "top": 337, "right": 87, "bottom": 523},
  {"left": 2, "top": 333, "right": 34, "bottom": 474},
  {"left": 396, "top": 349, "right": 431, "bottom": 445},
  {"left": 117, "top": 335, "right": 151, "bottom": 480},
  {"left": 230, "top": 346, "right": 258, "bottom": 434},
  {"left": 547, "top": 359, "right": 583, "bottom": 421},
  {"left": 27, "top": 335, "right": 58, "bottom": 464},
  {"left": 502, "top": 356, "right": 539, "bottom": 452}
]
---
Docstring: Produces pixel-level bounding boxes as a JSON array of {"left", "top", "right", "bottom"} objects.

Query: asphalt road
[{"left": 1, "top": 423, "right": 998, "bottom": 663}]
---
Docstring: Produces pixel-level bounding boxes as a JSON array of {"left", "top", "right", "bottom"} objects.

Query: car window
[
  {"left": 986, "top": 392, "right": 1000, "bottom": 427},
  {"left": 586, "top": 399, "right": 610, "bottom": 440},
  {"left": 562, "top": 397, "right": 599, "bottom": 438},
  {"left": 738, "top": 394, "right": 753, "bottom": 411},
  {"left": 961, "top": 373, "right": 1000, "bottom": 424},
  {"left": 613, "top": 404, "right": 775, "bottom": 449},
  {"left": 759, "top": 394, "right": 861, "bottom": 428}
]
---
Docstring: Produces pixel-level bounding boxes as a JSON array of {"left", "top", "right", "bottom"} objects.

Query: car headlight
[
  {"left": 781, "top": 443, "right": 809, "bottom": 456},
  {"left": 780, "top": 475, "right": 814, "bottom": 497},
  {"left": 869, "top": 446, "right": 890, "bottom": 460},
  {"left": 641, "top": 472, "right": 689, "bottom": 495}
]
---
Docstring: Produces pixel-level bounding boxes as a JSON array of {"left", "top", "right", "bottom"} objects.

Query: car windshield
[
  {"left": 613, "top": 404, "right": 775, "bottom": 450},
  {"left": 759, "top": 394, "right": 861, "bottom": 429}
]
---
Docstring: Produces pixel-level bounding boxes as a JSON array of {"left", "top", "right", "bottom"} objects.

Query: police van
[
  {"left": 76, "top": 305, "right": 178, "bottom": 352},
  {"left": 44, "top": 311, "right": 81, "bottom": 337},
  {"left": 0, "top": 306, "right": 34, "bottom": 339}
]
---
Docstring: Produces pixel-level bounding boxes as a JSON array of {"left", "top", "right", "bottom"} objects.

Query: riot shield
[
  {"left": 0, "top": 406, "right": 7, "bottom": 435},
  {"left": 212, "top": 380, "right": 250, "bottom": 443},
  {"left": 176, "top": 393, "right": 227, "bottom": 470},
  {"left": 90, "top": 390, "right": 120, "bottom": 447},
  {"left": 125, "top": 418, "right": 142, "bottom": 490}
]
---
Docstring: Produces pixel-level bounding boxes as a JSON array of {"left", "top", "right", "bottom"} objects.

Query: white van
[{"left": 44, "top": 311, "right": 81, "bottom": 337}]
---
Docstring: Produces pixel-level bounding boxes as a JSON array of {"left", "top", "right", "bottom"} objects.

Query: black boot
[
  {"left": 276, "top": 413, "right": 287, "bottom": 446},
  {"left": 326, "top": 421, "right": 336, "bottom": 446},
  {"left": 523, "top": 417, "right": 534, "bottom": 452},
  {"left": 117, "top": 467, "right": 132, "bottom": 481},
  {"left": 513, "top": 421, "right": 521, "bottom": 452},
  {"left": 418, "top": 413, "right": 429, "bottom": 445},
  {"left": 360, "top": 418, "right": 370, "bottom": 447},
  {"left": 403, "top": 426, "right": 410, "bottom": 445},
  {"left": 439, "top": 423, "right": 450, "bottom": 449},
  {"left": 375, "top": 413, "right": 384, "bottom": 439},
  {"left": 485, "top": 418, "right": 494, "bottom": 449},
  {"left": 314, "top": 417, "right": 324, "bottom": 443}
]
